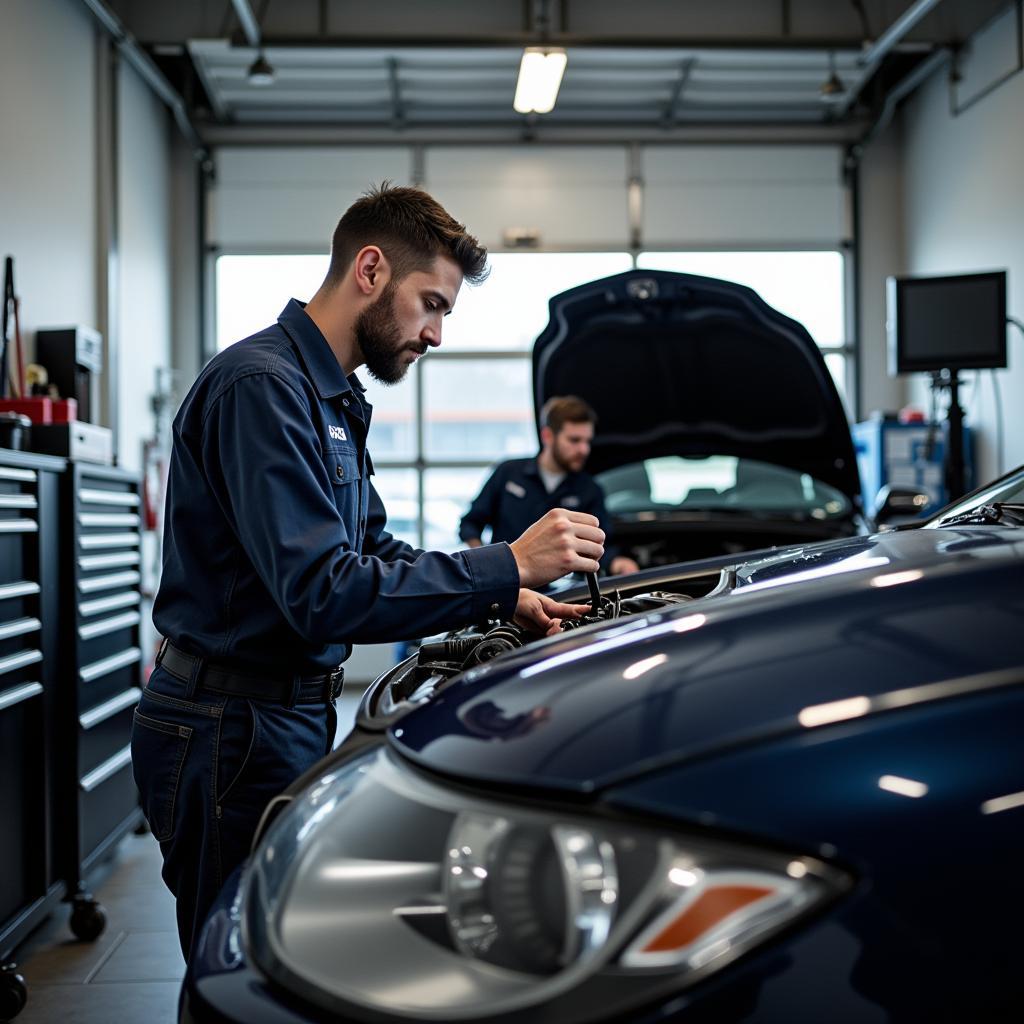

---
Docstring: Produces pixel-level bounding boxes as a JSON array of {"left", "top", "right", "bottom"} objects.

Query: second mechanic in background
[{"left": 460, "top": 395, "right": 640, "bottom": 576}]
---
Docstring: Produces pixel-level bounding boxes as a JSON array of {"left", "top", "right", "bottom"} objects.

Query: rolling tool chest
[
  {"left": 54, "top": 464, "right": 144, "bottom": 938},
  {"left": 0, "top": 454, "right": 144, "bottom": 1018}
]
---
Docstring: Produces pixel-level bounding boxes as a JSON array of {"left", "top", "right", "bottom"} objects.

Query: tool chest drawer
[
  {"left": 79, "top": 752, "right": 137, "bottom": 865},
  {"left": 78, "top": 686, "right": 141, "bottom": 780}
]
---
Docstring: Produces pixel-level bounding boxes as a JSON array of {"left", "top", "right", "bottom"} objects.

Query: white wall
[
  {"left": 899, "top": 4, "right": 1024, "bottom": 481},
  {"left": 0, "top": 0, "right": 98, "bottom": 352},
  {"left": 118, "top": 61, "right": 173, "bottom": 473},
  {"left": 0, "top": 0, "right": 182, "bottom": 474}
]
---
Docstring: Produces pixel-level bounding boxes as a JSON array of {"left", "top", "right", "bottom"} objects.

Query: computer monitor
[{"left": 887, "top": 270, "right": 1007, "bottom": 375}]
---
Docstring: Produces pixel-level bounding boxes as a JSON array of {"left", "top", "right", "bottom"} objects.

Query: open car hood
[{"left": 533, "top": 269, "right": 860, "bottom": 501}]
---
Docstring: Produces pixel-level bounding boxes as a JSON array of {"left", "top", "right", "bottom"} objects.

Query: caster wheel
[
  {"left": 70, "top": 900, "right": 107, "bottom": 942},
  {"left": 0, "top": 963, "right": 28, "bottom": 1021}
]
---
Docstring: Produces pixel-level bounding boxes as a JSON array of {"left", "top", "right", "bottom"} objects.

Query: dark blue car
[{"left": 181, "top": 466, "right": 1024, "bottom": 1023}]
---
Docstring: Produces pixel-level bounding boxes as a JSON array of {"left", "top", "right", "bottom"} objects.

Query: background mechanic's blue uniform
[
  {"left": 459, "top": 457, "right": 620, "bottom": 571},
  {"left": 133, "top": 299, "right": 520, "bottom": 958}
]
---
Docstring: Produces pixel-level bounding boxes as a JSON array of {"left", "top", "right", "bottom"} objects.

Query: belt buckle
[{"left": 329, "top": 669, "right": 345, "bottom": 701}]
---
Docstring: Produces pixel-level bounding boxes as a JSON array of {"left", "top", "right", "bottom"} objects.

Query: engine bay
[{"left": 368, "top": 579, "right": 709, "bottom": 722}]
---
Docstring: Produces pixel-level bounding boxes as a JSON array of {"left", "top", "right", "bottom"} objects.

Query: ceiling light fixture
[
  {"left": 247, "top": 50, "right": 275, "bottom": 86},
  {"left": 513, "top": 47, "right": 567, "bottom": 114}
]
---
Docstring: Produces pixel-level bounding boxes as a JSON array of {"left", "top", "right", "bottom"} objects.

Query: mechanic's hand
[
  {"left": 609, "top": 555, "right": 641, "bottom": 575},
  {"left": 513, "top": 589, "right": 591, "bottom": 636},
  {"left": 509, "top": 508, "right": 605, "bottom": 588}
]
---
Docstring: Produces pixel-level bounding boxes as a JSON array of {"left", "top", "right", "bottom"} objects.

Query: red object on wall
[{"left": 0, "top": 396, "right": 53, "bottom": 423}]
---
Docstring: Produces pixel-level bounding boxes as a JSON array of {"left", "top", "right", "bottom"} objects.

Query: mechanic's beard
[
  {"left": 355, "top": 284, "right": 415, "bottom": 386},
  {"left": 552, "top": 440, "right": 585, "bottom": 474}
]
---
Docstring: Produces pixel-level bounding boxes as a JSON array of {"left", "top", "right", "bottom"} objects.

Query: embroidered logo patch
[
  {"left": 505, "top": 481, "right": 526, "bottom": 498},
  {"left": 328, "top": 425, "right": 347, "bottom": 442}
]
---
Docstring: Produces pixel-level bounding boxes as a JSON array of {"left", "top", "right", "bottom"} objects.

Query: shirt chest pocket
[{"left": 327, "top": 448, "right": 364, "bottom": 538}]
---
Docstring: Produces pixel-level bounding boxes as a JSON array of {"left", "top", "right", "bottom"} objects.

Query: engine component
[{"left": 462, "top": 625, "right": 527, "bottom": 666}]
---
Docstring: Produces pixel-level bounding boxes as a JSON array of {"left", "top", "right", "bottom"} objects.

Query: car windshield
[
  {"left": 595, "top": 455, "right": 852, "bottom": 519},
  {"left": 926, "top": 468, "right": 1024, "bottom": 528}
]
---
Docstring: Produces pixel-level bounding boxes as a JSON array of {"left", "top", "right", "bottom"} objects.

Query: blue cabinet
[{"left": 853, "top": 419, "right": 974, "bottom": 517}]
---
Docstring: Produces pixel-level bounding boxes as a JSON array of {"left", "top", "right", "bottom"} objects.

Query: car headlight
[{"left": 242, "top": 748, "right": 848, "bottom": 1022}]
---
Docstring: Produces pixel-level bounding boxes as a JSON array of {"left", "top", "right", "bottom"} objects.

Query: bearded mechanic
[{"left": 130, "top": 184, "right": 603, "bottom": 961}]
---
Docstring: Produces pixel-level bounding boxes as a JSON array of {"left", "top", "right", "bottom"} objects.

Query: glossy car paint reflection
[{"left": 391, "top": 529, "right": 1024, "bottom": 793}]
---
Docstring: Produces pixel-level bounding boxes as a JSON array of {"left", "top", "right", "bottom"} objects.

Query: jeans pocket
[
  {"left": 131, "top": 709, "right": 193, "bottom": 842},
  {"left": 216, "top": 699, "right": 258, "bottom": 808}
]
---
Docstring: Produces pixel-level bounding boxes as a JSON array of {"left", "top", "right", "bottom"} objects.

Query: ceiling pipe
[
  {"left": 838, "top": 0, "right": 945, "bottom": 116},
  {"left": 853, "top": 45, "right": 951, "bottom": 152},
  {"left": 230, "top": 0, "right": 263, "bottom": 49},
  {"left": 80, "top": 0, "right": 209, "bottom": 164},
  {"left": 858, "top": 0, "right": 943, "bottom": 69},
  {"left": 245, "top": 34, "right": 897, "bottom": 51}
]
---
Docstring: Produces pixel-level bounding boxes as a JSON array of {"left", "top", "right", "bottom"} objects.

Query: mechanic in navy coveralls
[
  {"left": 130, "top": 185, "right": 604, "bottom": 961},
  {"left": 459, "top": 395, "right": 639, "bottom": 576}
]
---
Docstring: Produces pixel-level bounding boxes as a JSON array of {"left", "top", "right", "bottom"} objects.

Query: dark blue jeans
[{"left": 130, "top": 664, "right": 336, "bottom": 961}]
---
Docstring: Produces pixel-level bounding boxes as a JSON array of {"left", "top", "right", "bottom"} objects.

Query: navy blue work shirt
[
  {"left": 154, "top": 299, "right": 520, "bottom": 674},
  {"left": 459, "top": 457, "right": 618, "bottom": 570}
]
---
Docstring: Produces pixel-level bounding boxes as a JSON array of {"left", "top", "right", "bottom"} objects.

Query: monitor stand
[{"left": 930, "top": 369, "right": 967, "bottom": 502}]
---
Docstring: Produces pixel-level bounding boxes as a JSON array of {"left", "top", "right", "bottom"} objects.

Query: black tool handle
[{"left": 585, "top": 571, "right": 602, "bottom": 609}]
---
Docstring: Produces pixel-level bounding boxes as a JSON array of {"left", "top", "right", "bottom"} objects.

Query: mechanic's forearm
[{"left": 280, "top": 544, "right": 519, "bottom": 646}]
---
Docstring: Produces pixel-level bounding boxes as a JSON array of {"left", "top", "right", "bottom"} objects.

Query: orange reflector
[{"left": 641, "top": 885, "right": 774, "bottom": 952}]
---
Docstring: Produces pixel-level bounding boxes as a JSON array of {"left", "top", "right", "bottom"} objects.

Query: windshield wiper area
[{"left": 937, "top": 502, "right": 1024, "bottom": 528}]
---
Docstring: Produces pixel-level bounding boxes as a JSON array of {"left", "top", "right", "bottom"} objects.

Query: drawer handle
[
  {"left": 79, "top": 592, "right": 141, "bottom": 617},
  {"left": 80, "top": 647, "right": 142, "bottom": 683},
  {"left": 0, "top": 519, "right": 38, "bottom": 534},
  {"left": 79, "top": 552, "right": 141, "bottom": 571},
  {"left": 79, "top": 513, "right": 140, "bottom": 528},
  {"left": 0, "top": 580, "right": 40, "bottom": 603},
  {"left": 79, "top": 686, "right": 142, "bottom": 729},
  {"left": 0, "top": 495, "right": 37, "bottom": 510},
  {"left": 78, "top": 570, "right": 141, "bottom": 594},
  {"left": 79, "top": 532, "right": 140, "bottom": 551},
  {"left": 80, "top": 744, "right": 133, "bottom": 792},
  {"left": 0, "top": 681, "right": 43, "bottom": 712},
  {"left": 0, "top": 617, "right": 41, "bottom": 641},
  {"left": 0, "top": 649, "right": 43, "bottom": 677},
  {"left": 79, "top": 488, "right": 140, "bottom": 508},
  {"left": 79, "top": 610, "right": 141, "bottom": 641}
]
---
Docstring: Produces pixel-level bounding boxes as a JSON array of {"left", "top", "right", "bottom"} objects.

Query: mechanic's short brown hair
[
  {"left": 326, "top": 182, "right": 489, "bottom": 286},
  {"left": 541, "top": 396, "right": 598, "bottom": 435}
]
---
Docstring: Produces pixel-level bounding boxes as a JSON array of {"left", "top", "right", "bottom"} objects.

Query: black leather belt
[{"left": 156, "top": 640, "right": 344, "bottom": 705}]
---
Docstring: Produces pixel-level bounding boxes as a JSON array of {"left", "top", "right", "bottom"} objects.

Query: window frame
[{"left": 209, "top": 244, "right": 855, "bottom": 547}]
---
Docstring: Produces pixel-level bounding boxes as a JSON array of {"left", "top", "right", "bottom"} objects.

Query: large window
[{"left": 214, "top": 249, "right": 848, "bottom": 549}]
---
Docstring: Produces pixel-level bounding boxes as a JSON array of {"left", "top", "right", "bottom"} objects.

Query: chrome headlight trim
[{"left": 242, "top": 748, "right": 848, "bottom": 1023}]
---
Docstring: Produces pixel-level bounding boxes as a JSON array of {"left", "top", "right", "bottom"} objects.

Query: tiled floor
[
  {"left": 11, "top": 833, "right": 184, "bottom": 1024},
  {"left": 9, "top": 692, "right": 363, "bottom": 1024}
]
